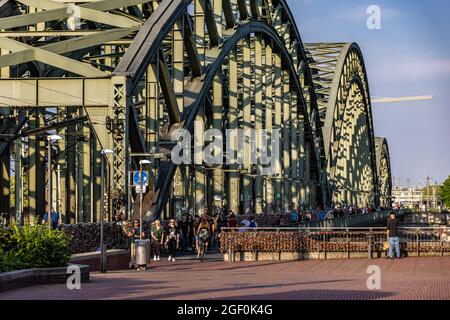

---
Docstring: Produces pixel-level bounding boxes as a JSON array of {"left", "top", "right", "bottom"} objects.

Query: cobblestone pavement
[{"left": 2, "top": 256, "right": 450, "bottom": 300}]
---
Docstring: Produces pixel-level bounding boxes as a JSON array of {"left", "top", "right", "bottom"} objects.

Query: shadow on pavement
[{"left": 215, "top": 289, "right": 394, "bottom": 300}]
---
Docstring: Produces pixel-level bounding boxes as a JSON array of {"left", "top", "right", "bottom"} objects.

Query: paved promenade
[{"left": 2, "top": 256, "right": 449, "bottom": 300}]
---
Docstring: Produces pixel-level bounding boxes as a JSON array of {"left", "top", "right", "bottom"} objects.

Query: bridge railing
[{"left": 219, "top": 227, "right": 450, "bottom": 261}]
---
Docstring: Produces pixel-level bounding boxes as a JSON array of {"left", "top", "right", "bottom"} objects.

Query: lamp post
[
  {"left": 139, "top": 160, "right": 151, "bottom": 240},
  {"left": 47, "top": 135, "right": 62, "bottom": 229},
  {"left": 100, "top": 149, "right": 114, "bottom": 273}
]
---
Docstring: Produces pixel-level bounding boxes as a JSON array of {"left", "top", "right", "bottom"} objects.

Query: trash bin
[{"left": 135, "top": 239, "right": 150, "bottom": 270}]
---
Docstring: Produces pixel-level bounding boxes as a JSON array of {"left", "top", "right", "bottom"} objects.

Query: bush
[
  {"left": 0, "top": 250, "right": 26, "bottom": 273},
  {"left": 0, "top": 224, "right": 71, "bottom": 273},
  {"left": 0, "top": 228, "right": 18, "bottom": 253}
]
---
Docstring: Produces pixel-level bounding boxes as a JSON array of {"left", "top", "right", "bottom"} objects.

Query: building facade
[{"left": 392, "top": 185, "right": 441, "bottom": 211}]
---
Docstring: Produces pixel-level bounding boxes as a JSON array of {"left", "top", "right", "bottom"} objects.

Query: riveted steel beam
[
  {"left": 158, "top": 51, "right": 181, "bottom": 125},
  {"left": 0, "top": 78, "right": 112, "bottom": 107},
  {"left": 273, "top": 51, "right": 282, "bottom": 209},
  {"left": 237, "top": 0, "right": 250, "bottom": 20},
  {"left": 254, "top": 34, "right": 263, "bottom": 215},
  {"left": 222, "top": 0, "right": 235, "bottom": 29},
  {"left": 0, "top": 3, "right": 142, "bottom": 29},
  {"left": 264, "top": 42, "right": 274, "bottom": 212},
  {"left": 183, "top": 13, "right": 202, "bottom": 77},
  {"left": 242, "top": 36, "right": 252, "bottom": 212},
  {"left": 227, "top": 46, "right": 240, "bottom": 214},
  {"left": 203, "top": 0, "right": 220, "bottom": 47}
]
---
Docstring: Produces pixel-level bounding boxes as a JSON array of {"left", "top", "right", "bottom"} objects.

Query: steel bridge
[{"left": 0, "top": 0, "right": 393, "bottom": 223}]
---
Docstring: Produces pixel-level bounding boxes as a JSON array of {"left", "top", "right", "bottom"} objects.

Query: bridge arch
[
  {"left": 375, "top": 137, "right": 392, "bottom": 208},
  {"left": 306, "top": 43, "right": 379, "bottom": 207}
]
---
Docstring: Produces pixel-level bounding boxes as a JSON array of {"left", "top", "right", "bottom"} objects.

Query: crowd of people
[
  {"left": 222, "top": 204, "right": 383, "bottom": 228},
  {"left": 126, "top": 209, "right": 222, "bottom": 264}
]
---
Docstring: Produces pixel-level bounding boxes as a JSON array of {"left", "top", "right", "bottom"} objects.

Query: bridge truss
[{"left": 0, "top": 0, "right": 392, "bottom": 223}]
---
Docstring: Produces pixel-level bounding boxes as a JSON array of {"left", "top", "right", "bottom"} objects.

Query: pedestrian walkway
[{"left": 1, "top": 257, "right": 449, "bottom": 300}]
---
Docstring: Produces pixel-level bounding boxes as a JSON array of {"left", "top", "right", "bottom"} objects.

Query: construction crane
[{"left": 372, "top": 96, "right": 433, "bottom": 104}]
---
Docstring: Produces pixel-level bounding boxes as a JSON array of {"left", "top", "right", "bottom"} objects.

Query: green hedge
[{"left": 0, "top": 225, "right": 70, "bottom": 273}]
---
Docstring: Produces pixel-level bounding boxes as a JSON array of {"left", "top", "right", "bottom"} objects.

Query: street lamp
[
  {"left": 47, "top": 135, "right": 62, "bottom": 229},
  {"left": 100, "top": 149, "right": 114, "bottom": 273},
  {"left": 139, "top": 159, "right": 151, "bottom": 240}
]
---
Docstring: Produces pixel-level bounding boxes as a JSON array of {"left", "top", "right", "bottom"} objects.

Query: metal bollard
[{"left": 228, "top": 238, "right": 232, "bottom": 263}]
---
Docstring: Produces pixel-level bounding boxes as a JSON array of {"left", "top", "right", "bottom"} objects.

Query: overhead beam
[
  {"left": 17, "top": 0, "right": 152, "bottom": 11},
  {"left": 0, "top": 78, "right": 112, "bottom": 107},
  {"left": 0, "top": 5, "right": 141, "bottom": 29},
  {"left": 0, "top": 31, "right": 102, "bottom": 37},
  {"left": 0, "top": 37, "right": 108, "bottom": 77},
  {"left": 0, "top": 27, "right": 139, "bottom": 68}
]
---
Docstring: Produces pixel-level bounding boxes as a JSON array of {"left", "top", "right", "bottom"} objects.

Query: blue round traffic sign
[{"left": 133, "top": 171, "right": 149, "bottom": 186}]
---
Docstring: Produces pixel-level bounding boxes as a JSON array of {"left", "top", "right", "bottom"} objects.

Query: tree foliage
[{"left": 440, "top": 176, "right": 450, "bottom": 209}]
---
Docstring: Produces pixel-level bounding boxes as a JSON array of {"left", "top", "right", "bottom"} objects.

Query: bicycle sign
[{"left": 133, "top": 171, "right": 149, "bottom": 186}]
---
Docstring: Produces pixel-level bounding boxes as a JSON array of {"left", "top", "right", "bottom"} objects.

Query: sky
[{"left": 286, "top": 0, "right": 450, "bottom": 187}]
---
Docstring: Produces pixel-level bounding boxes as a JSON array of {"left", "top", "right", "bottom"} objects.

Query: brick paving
[{"left": 1, "top": 256, "right": 449, "bottom": 300}]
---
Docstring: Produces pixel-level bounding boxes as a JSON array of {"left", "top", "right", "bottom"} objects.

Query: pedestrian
[
  {"left": 317, "top": 207, "right": 326, "bottom": 220},
  {"left": 178, "top": 214, "right": 189, "bottom": 252},
  {"left": 304, "top": 212, "right": 312, "bottom": 222},
  {"left": 290, "top": 209, "right": 299, "bottom": 223},
  {"left": 210, "top": 213, "right": 221, "bottom": 249},
  {"left": 386, "top": 212, "right": 401, "bottom": 259},
  {"left": 128, "top": 219, "right": 145, "bottom": 268},
  {"left": 326, "top": 208, "right": 334, "bottom": 220},
  {"left": 41, "top": 203, "right": 60, "bottom": 230},
  {"left": 196, "top": 217, "right": 210, "bottom": 258},
  {"left": 151, "top": 219, "right": 164, "bottom": 261},
  {"left": 164, "top": 219, "right": 180, "bottom": 262},
  {"left": 187, "top": 213, "right": 194, "bottom": 252},
  {"left": 193, "top": 215, "right": 201, "bottom": 234},
  {"left": 227, "top": 213, "right": 238, "bottom": 228},
  {"left": 249, "top": 216, "right": 258, "bottom": 228}
]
